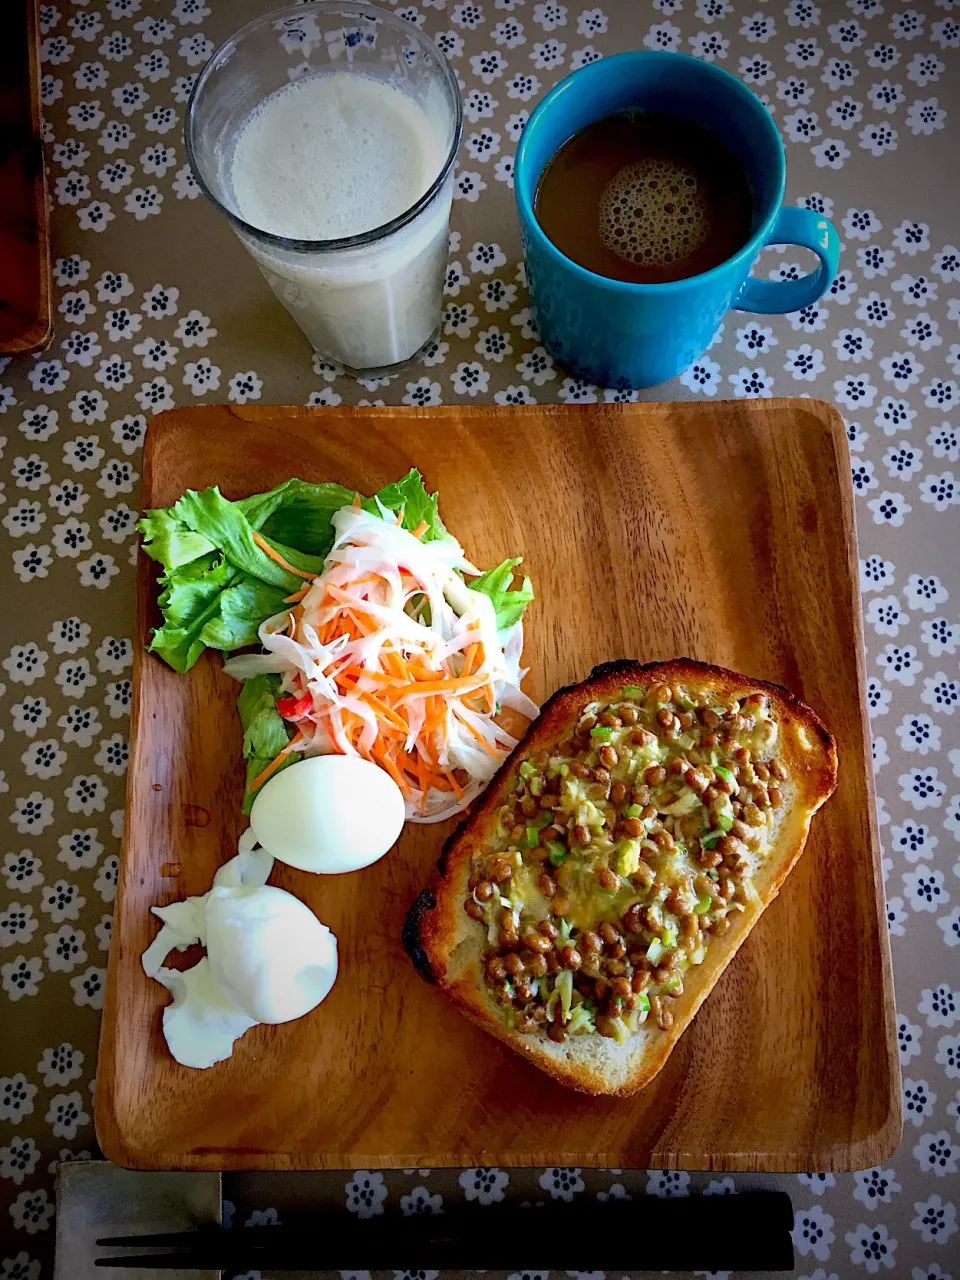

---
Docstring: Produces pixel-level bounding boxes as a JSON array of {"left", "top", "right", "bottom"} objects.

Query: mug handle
[{"left": 735, "top": 207, "right": 841, "bottom": 314}]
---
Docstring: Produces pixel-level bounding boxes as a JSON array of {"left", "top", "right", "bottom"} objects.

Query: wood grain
[
  {"left": 0, "top": 0, "right": 52, "bottom": 355},
  {"left": 96, "top": 401, "right": 900, "bottom": 1172}
]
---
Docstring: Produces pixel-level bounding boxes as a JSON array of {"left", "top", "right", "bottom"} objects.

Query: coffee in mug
[
  {"left": 534, "top": 110, "right": 754, "bottom": 286},
  {"left": 514, "top": 51, "right": 841, "bottom": 389}
]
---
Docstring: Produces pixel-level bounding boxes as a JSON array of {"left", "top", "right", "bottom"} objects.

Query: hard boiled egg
[{"left": 249, "top": 754, "right": 405, "bottom": 874}]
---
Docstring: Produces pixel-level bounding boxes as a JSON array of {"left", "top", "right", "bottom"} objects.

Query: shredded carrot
[
  {"left": 354, "top": 669, "right": 404, "bottom": 686},
  {"left": 441, "top": 766, "right": 465, "bottom": 799},
  {"left": 251, "top": 530, "right": 315, "bottom": 580},
  {"left": 371, "top": 741, "right": 408, "bottom": 792},
  {"left": 249, "top": 730, "right": 303, "bottom": 793},
  {"left": 382, "top": 650, "right": 409, "bottom": 681},
  {"left": 284, "top": 583, "right": 312, "bottom": 604},
  {"left": 411, "top": 520, "right": 429, "bottom": 538},
  {"left": 452, "top": 705, "right": 502, "bottom": 757},
  {"left": 359, "top": 692, "right": 408, "bottom": 733},
  {"left": 394, "top": 676, "right": 487, "bottom": 697},
  {"left": 461, "top": 641, "right": 480, "bottom": 678}
]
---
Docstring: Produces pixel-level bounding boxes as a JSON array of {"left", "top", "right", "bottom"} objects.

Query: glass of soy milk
[{"left": 186, "top": 2, "right": 462, "bottom": 375}]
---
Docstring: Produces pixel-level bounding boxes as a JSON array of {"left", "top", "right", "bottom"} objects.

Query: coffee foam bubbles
[{"left": 598, "top": 158, "right": 711, "bottom": 268}]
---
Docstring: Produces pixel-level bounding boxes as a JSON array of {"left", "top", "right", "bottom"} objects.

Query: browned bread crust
[{"left": 403, "top": 658, "right": 838, "bottom": 1095}]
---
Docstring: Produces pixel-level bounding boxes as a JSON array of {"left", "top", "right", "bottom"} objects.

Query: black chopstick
[{"left": 97, "top": 1191, "right": 795, "bottom": 1270}]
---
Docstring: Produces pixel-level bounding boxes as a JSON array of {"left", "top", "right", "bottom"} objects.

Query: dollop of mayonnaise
[{"left": 142, "top": 833, "right": 338, "bottom": 1069}]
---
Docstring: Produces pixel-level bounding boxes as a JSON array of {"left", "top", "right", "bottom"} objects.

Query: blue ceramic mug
[{"left": 514, "top": 51, "right": 840, "bottom": 390}]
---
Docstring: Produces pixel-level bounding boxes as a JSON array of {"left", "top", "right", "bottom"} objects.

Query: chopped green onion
[
  {"left": 590, "top": 725, "right": 614, "bottom": 741},
  {"left": 533, "top": 811, "right": 552, "bottom": 829},
  {"left": 718, "top": 812, "right": 734, "bottom": 833},
  {"left": 567, "top": 1002, "right": 595, "bottom": 1035},
  {"left": 524, "top": 825, "right": 539, "bottom": 847},
  {"left": 662, "top": 789, "right": 700, "bottom": 816},
  {"left": 636, "top": 992, "right": 651, "bottom": 1013},
  {"left": 615, "top": 838, "right": 641, "bottom": 876},
  {"left": 662, "top": 923, "right": 678, "bottom": 948},
  {"left": 715, "top": 765, "right": 734, "bottom": 783},
  {"left": 646, "top": 937, "right": 664, "bottom": 965},
  {"left": 519, "top": 761, "right": 536, "bottom": 779},
  {"left": 503, "top": 980, "right": 515, "bottom": 998},
  {"left": 701, "top": 828, "right": 723, "bottom": 849},
  {"left": 662, "top": 974, "right": 683, "bottom": 992},
  {"left": 546, "top": 840, "right": 567, "bottom": 866},
  {"left": 691, "top": 945, "right": 707, "bottom": 965},
  {"left": 610, "top": 1015, "right": 631, "bottom": 1045},
  {"left": 621, "top": 685, "right": 645, "bottom": 698},
  {"left": 556, "top": 968, "right": 573, "bottom": 1021},
  {"left": 694, "top": 894, "right": 713, "bottom": 915},
  {"left": 626, "top": 803, "right": 643, "bottom": 819}
]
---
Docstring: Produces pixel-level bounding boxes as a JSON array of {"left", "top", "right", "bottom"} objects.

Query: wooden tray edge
[
  {"left": 804, "top": 400, "right": 903, "bottom": 1143},
  {"left": 92, "top": 1122, "right": 906, "bottom": 1175},
  {"left": 94, "top": 560, "right": 153, "bottom": 1167}
]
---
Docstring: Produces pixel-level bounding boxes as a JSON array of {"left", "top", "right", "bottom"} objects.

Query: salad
[{"left": 140, "top": 470, "right": 538, "bottom": 822}]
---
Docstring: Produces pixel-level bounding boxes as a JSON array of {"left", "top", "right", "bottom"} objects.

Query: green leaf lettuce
[
  {"left": 467, "top": 557, "right": 535, "bottom": 630},
  {"left": 139, "top": 468, "right": 526, "bottom": 674},
  {"left": 236, "top": 673, "right": 296, "bottom": 813}
]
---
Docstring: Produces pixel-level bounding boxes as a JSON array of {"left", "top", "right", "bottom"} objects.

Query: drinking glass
[{"left": 186, "top": 1, "right": 462, "bottom": 376}]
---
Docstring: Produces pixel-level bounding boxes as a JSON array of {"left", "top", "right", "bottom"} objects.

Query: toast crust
[{"left": 404, "top": 658, "right": 838, "bottom": 1096}]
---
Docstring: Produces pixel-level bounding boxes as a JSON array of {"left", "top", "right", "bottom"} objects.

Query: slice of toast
[{"left": 404, "top": 658, "right": 838, "bottom": 1096}]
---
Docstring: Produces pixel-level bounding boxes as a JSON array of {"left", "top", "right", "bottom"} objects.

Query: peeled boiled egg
[
  {"left": 205, "top": 884, "right": 338, "bottom": 1024},
  {"left": 142, "top": 845, "right": 340, "bottom": 1070},
  {"left": 249, "top": 754, "right": 405, "bottom": 874},
  {"left": 156, "top": 958, "right": 258, "bottom": 1071}
]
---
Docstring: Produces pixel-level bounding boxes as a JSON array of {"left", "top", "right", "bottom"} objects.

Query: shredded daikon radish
[{"left": 224, "top": 505, "right": 538, "bottom": 822}]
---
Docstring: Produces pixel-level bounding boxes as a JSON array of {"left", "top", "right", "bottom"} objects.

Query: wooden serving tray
[
  {"left": 96, "top": 401, "right": 900, "bottom": 1172},
  {"left": 0, "top": 0, "right": 52, "bottom": 354}
]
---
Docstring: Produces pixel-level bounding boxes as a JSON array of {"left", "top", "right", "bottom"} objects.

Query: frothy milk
[{"left": 227, "top": 73, "right": 452, "bottom": 371}]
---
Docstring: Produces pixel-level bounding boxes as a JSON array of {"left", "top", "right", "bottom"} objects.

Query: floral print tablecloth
[{"left": 1, "top": 0, "right": 959, "bottom": 1276}]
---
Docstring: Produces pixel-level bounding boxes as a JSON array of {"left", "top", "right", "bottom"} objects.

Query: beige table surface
[{"left": 1, "top": 0, "right": 959, "bottom": 1276}]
